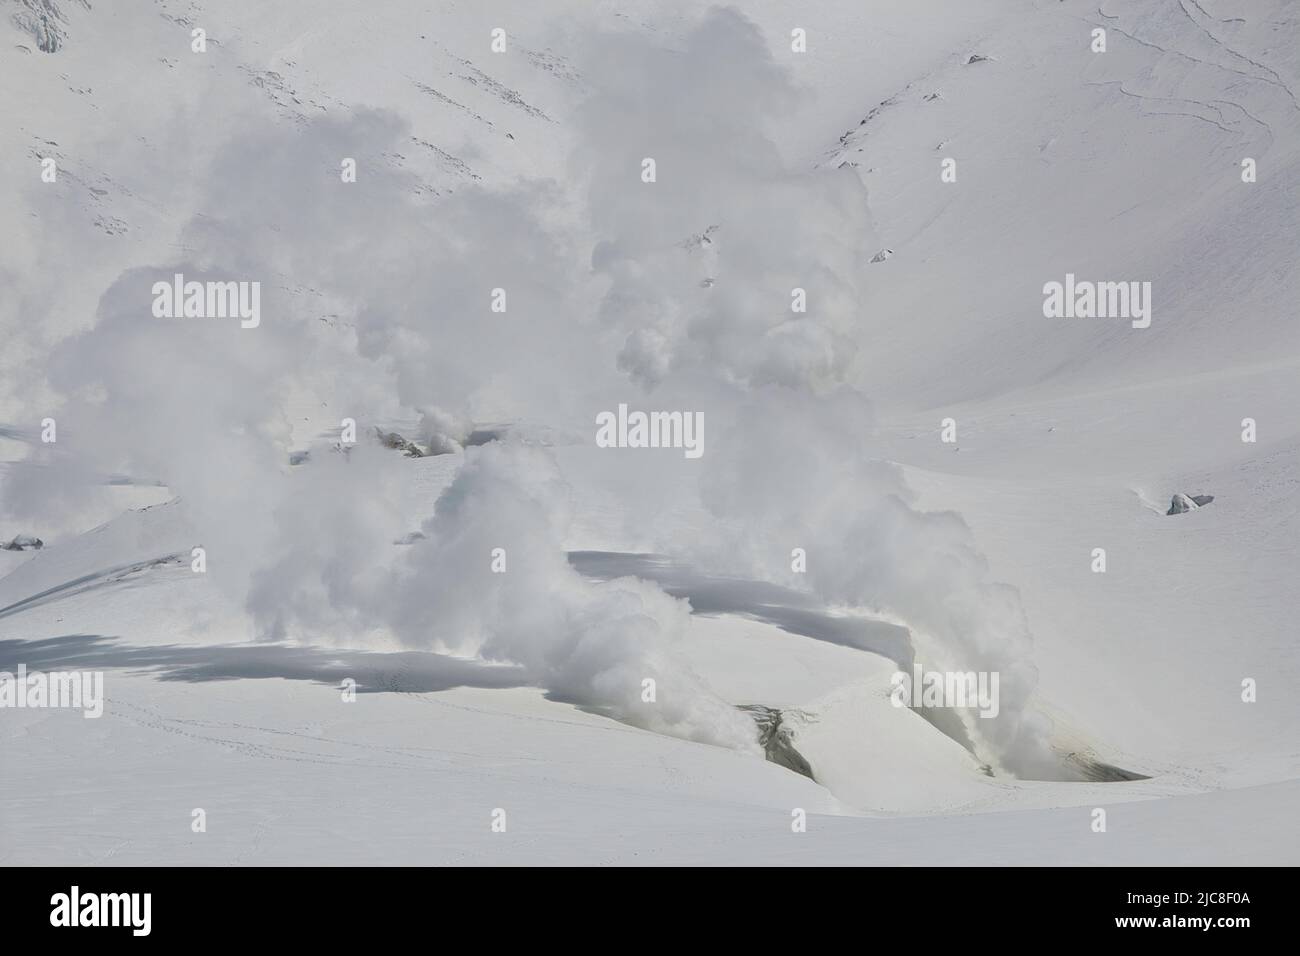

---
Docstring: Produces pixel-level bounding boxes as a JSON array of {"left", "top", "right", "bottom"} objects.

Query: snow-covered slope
[{"left": 2, "top": 0, "right": 1298, "bottom": 864}]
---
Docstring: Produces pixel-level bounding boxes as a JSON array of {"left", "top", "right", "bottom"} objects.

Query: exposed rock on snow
[
  {"left": 739, "top": 704, "right": 815, "bottom": 780},
  {"left": 9, "top": 0, "right": 89, "bottom": 53},
  {"left": 373, "top": 427, "right": 426, "bottom": 458},
  {"left": 1061, "top": 752, "right": 1150, "bottom": 783},
  {"left": 2, "top": 533, "right": 44, "bottom": 551},
  {"left": 682, "top": 224, "right": 719, "bottom": 250},
  {"left": 1167, "top": 493, "right": 1215, "bottom": 515},
  {"left": 871, "top": 248, "right": 893, "bottom": 263}
]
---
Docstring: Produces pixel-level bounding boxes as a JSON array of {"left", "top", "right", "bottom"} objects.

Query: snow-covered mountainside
[{"left": 2, "top": 0, "right": 1297, "bottom": 864}]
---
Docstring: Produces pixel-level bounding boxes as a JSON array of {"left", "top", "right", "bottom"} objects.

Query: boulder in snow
[
  {"left": 1167, "top": 493, "right": 1215, "bottom": 515},
  {"left": 374, "top": 427, "right": 425, "bottom": 458}
]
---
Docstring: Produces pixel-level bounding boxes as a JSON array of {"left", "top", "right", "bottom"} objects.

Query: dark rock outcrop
[
  {"left": 739, "top": 704, "right": 815, "bottom": 781},
  {"left": 11, "top": 0, "right": 90, "bottom": 53},
  {"left": 374, "top": 427, "right": 425, "bottom": 458},
  {"left": 1167, "top": 493, "right": 1214, "bottom": 515}
]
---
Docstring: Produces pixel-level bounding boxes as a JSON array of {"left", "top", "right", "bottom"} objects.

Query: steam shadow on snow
[
  {"left": 567, "top": 550, "right": 914, "bottom": 668},
  {"left": 568, "top": 551, "right": 983, "bottom": 759},
  {"left": 568, "top": 551, "right": 982, "bottom": 758},
  {"left": 0, "top": 571, "right": 1148, "bottom": 782},
  {"left": 567, "top": 551, "right": 928, "bottom": 777},
  {"left": 568, "top": 552, "right": 1148, "bottom": 782},
  {"left": 0, "top": 634, "right": 528, "bottom": 694}
]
